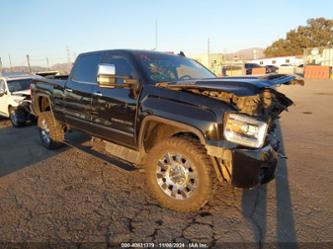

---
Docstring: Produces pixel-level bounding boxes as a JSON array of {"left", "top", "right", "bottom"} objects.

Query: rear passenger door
[
  {"left": 64, "top": 53, "right": 102, "bottom": 131},
  {"left": 91, "top": 52, "right": 138, "bottom": 148}
]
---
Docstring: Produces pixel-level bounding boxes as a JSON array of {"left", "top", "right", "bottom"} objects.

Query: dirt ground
[{"left": 0, "top": 80, "right": 332, "bottom": 248}]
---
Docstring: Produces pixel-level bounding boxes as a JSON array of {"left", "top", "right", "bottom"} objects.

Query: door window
[
  {"left": 71, "top": 53, "right": 102, "bottom": 83},
  {"left": 103, "top": 55, "right": 136, "bottom": 84}
]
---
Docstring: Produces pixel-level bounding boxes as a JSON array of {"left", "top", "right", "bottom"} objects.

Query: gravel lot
[{"left": 0, "top": 80, "right": 332, "bottom": 248}]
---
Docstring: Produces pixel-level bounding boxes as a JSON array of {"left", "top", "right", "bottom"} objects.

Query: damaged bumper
[
  {"left": 207, "top": 143, "right": 278, "bottom": 189},
  {"left": 231, "top": 144, "right": 277, "bottom": 188}
]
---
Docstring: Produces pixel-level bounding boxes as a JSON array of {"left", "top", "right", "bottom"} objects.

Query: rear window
[{"left": 71, "top": 53, "right": 102, "bottom": 83}]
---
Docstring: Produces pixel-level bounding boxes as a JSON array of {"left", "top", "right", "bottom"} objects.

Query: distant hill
[
  {"left": 1, "top": 63, "right": 72, "bottom": 74},
  {"left": 224, "top": 48, "right": 264, "bottom": 60}
]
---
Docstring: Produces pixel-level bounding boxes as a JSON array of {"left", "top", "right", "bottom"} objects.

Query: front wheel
[
  {"left": 9, "top": 107, "right": 26, "bottom": 127},
  {"left": 145, "top": 137, "right": 215, "bottom": 212},
  {"left": 37, "top": 112, "right": 65, "bottom": 150}
]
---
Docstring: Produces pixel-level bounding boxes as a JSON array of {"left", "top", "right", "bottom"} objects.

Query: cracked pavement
[{"left": 0, "top": 80, "right": 332, "bottom": 248}]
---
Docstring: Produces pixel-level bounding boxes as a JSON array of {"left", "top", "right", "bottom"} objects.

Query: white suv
[{"left": 0, "top": 74, "right": 40, "bottom": 127}]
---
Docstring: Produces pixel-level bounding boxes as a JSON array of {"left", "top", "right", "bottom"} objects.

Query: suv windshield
[
  {"left": 7, "top": 79, "right": 32, "bottom": 93},
  {"left": 135, "top": 52, "right": 216, "bottom": 83}
]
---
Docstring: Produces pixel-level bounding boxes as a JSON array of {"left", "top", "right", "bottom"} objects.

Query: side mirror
[
  {"left": 97, "top": 63, "right": 139, "bottom": 88},
  {"left": 0, "top": 88, "right": 6, "bottom": 97},
  {"left": 97, "top": 63, "right": 116, "bottom": 87}
]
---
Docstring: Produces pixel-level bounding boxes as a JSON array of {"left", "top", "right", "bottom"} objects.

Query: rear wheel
[
  {"left": 38, "top": 112, "right": 65, "bottom": 149},
  {"left": 9, "top": 107, "right": 26, "bottom": 127},
  {"left": 145, "top": 137, "right": 215, "bottom": 212}
]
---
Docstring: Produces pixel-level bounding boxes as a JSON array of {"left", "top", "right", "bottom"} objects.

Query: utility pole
[
  {"left": 0, "top": 57, "right": 2, "bottom": 76},
  {"left": 207, "top": 38, "right": 210, "bottom": 68},
  {"left": 155, "top": 19, "right": 158, "bottom": 51},
  {"left": 73, "top": 52, "right": 77, "bottom": 62},
  {"left": 26, "top": 54, "right": 32, "bottom": 73},
  {"left": 66, "top": 46, "right": 72, "bottom": 73},
  {"left": 8, "top": 54, "right": 12, "bottom": 72},
  {"left": 207, "top": 38, "right": 210, "bottom": 55},
  {"left": 46, "top": 57, "right": 50, "bottom": 71}
]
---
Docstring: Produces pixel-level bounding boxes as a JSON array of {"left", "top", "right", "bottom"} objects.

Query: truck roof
[{"left": 78, "top": 49, "right": 177, "bottom": 57}]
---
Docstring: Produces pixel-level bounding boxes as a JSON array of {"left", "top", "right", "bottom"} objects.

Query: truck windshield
[
  {"left": 7, "top": 79, "right": 32, "bottom": 93},
  {"left": 135, "top": 52, "right": 216, "bottom": 83}
]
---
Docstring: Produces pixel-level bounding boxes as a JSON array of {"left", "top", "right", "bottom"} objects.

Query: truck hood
[
  {"left": 156, "top": 74, "right": 302, "bottom": 97},
  {"left": 156, "top": 74, "right": 300, "bottom": 120},
  {"left": 11, "top": 89, "right": 30, "bottom": 97}
]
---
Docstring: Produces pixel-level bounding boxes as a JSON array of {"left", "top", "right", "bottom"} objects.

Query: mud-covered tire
[
  {"left": 37, "top": 111, "right": 65, "bottom": 150},
  {"left": 145, "top": 137, "right": 216, "bottom": 212},
  {"left": 9, "top": 107, "right": 26, "bottom": 127}
]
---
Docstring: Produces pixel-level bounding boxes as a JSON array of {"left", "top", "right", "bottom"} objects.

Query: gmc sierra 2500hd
[{"left": 31, "top": 50, "right": 299, "bottom": 212}]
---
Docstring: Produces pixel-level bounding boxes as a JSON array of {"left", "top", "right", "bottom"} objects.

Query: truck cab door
[
  {"left": 91, "top": 53, "right": 138, "bottom": 148},
  {"left": 0, "top": 80, "right": 9, "bottom": 117},
  {"left": 63, "top": 53, "right": 102, "bottom": 132}
]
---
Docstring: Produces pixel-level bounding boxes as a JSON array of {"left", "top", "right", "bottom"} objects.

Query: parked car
[
  {"left": 265, "top": 65, "right": 278, "bottom": 73},
  {"left": 279, "top": 63, "right": 293, "bottom": 67},
  {"left": 31, "top": 50, "right": 299, "bottom": 212},
  {"left": 244, "top": 63, "right": 262, "bottom": 75},
  {"left": 278, "top": 64, "right": 295, "bottom": 74},
  {"left": 295, "top": 64, "right": 304, "bottom": 75},
  {"left": 0, "top": 74, "right": 40, "bottom": 127},
  {"left": 221, "top": 64, "right": 245, "bottom": 76}
]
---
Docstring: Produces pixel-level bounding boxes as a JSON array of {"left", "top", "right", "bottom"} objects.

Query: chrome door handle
[
  {"left": 65, "top": 88, "right": 73, "bottom": 92},
  {"left": 93, "top": 92, "right": 103, "bottom": 96}
]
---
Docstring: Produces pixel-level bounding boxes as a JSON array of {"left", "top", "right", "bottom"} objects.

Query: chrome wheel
[
  {"left": 40, "top": 118, "right": 51, "bottom": 145},
  {"left": 156, "top": 152, "right": 199, "bottom": 200}
]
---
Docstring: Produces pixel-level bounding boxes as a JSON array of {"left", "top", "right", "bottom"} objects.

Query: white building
[
  {"left": 304, "top": 48, "right": 333, "bottom": 67},
  {"left": 191, "top": 53, "right": 225, "bottom": 75},
  {"left": 249, "top": 55, "right": 304, "bottom": 66}
]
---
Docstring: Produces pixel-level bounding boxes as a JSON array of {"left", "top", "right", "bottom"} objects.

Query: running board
[
  {"left": 64, "top": 132, "right": 136, "bottom": 172},
  {"left": 104, "top": 141, "right": 145, "bottom": 165}
]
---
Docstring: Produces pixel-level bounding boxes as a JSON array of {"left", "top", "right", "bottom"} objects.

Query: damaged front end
[
  {"left": 190, "top": 87, "right": 293, "bottom": 121},
  {"left": 158, "top": 74, "right": 301, "bottom": 188},
  {"left": 11, "top": 93, "right": 35, "bottom": 124}
]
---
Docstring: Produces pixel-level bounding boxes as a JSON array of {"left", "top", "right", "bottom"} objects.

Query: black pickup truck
[{"left": 31, "top": 50, "right": 298, "bottom": 212}]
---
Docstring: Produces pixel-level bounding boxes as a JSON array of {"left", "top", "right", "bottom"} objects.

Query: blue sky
[{"left": 0, "top": 0, "right": 332, "bottom": 67}]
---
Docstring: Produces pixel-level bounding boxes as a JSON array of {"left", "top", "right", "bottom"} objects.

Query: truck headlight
[
  {"left": 13, "top": 98, "right": 22, "bottom": 104},
  {"left": 224, "top": 113, "right": 268, "bottom": 148}
]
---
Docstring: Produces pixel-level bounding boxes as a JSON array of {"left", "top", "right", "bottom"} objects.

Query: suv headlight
[{"left": 224, "top": 113, "right": 268, "bottom": 148}]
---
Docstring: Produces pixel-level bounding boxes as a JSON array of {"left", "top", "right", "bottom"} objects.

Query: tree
[{"left": 264, "top": 18, "right": 333, "bottom": 57}]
